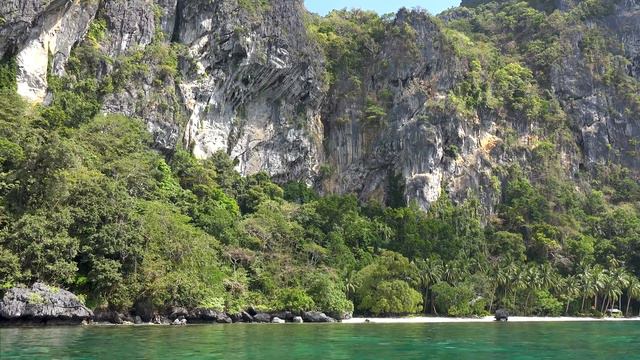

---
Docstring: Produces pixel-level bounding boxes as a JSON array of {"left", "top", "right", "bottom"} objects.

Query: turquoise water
[{"left": 1, "top": 322, "right": 639, "bottom": 359}]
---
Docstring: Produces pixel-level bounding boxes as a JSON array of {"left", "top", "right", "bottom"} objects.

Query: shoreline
[
  {"left": 2, "top": 316, "right": 640, "bottom": 327},
  {"left": 342, "top": 316, "right": 640, "bottom": 324}
]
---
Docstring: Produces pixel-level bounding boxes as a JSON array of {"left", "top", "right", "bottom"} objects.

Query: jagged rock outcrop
[
  {"left": 1, "top": 0, "right": 98, "bottom": 101},
  {"left": 175, "top": 0, "right": 325, "bottom": 182},
  {"left": 302, "top": 311, "right": 336, "bottom": 323},
  {"left": 1, "top": 0, "right": 638, "bottom": 211},
  {"left": 318, "top": 9, "right": 499, "bottom": 209},
  {"left": 548, "top": 0, "right": 640, "bottom": 170},
  {"left": 0, "top": 283, "right": 93, "bottom": 324}
]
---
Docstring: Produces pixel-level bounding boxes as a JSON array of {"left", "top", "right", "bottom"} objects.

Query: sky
[{"left": 304, "top": 0, "right": 461, "bottom": 16}]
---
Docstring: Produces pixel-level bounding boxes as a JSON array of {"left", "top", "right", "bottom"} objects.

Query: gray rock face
[
  {"left": 302, "top": 311, "right": 335, "bottom": 323},
  {"left": 175, "top": 0, "right": 325, "bottom": 183},
  {"left": 494, "top": 309, "right": 509, "bottom": 321},
  {"left": 187, "top": 308, "right": 233, "bottom": 323},
  {"left": 94, "top": 309, "right": 125, "bottom": 324},
  {"left": 1, "top": 0, "right": 97, "bottom": 101},
  {"left": 252, "top": 312, "right": 272, "bottom": 323},
  {"left": 319, "top": 9, "right": 492, "bottom": 210},
  {"left": 548, "top": 0, "right": 640, "bottom": 171},
  {"left": 0, "top": 0, "right": 58, "bottom": 57},
  {"left": 2, "top": 0, "right": 639, "bottom": 211},
  {"left": 0, "top": 283, "right": 93, "bottom": 323}
]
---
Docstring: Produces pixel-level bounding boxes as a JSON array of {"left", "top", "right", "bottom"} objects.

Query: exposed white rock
[{"left": 15, "top": 0, "right": 97, "bottom": 101}]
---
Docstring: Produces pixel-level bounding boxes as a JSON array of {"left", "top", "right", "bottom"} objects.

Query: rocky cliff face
[
  {"left": 0, "top": 283, "right": 93, "bottom": 323},
  {"left": 2, "top": 0, "right": 97, "bottom": 101},
  {"left": 1, "top": 0, "right": 638, "bottom": 211},
  {"left": 549, "top": 0, "right": 640, "bottom": 171}
]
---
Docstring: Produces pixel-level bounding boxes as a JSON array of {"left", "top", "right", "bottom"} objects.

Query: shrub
[{"left": 276, "top": 288, "right": 315, "bottom": 312}]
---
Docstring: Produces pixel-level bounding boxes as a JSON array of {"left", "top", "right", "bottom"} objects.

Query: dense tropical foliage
[{"left": 1, "top": 0, "right": 639, "bottom": 318}]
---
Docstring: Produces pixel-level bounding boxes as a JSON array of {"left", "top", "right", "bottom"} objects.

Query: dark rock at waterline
[
  {"left": 302, "top": 311, "right": 336, "bottom": 323},
  {"left": 134, "top": 300, "right": 154, "bottom": 322},
  {"left": 229, "top": 311, "right": 253, "bottom": 323},
  {"left": 172, "top": 317, "right": 187, "bottom": 325},
  {"left": 169, "top": 307, "right": 189, "bottom": 320},
  {"left": 253, "top": 313, "right": 272, "bottom": 323},
  {"left": 188, "top": 309, "right": 232, "bottom": 323},
  {"left": 247, "top": 307, "right": 258, "bottom": 316},
  {"left": 0, "top": 283, "right": 93, "bottom": 324},
  {"left": 134, "top": 315, "right": 143, "bottom": 324},
  {"left": 241, "top": 311, "right": 254, "bottom": 322},
  {"left": 94, "top": 309, "right": 124, "bottom": 324},
  {"left": 229, "top": 313, "right": 242, "bottom": 323},
  {"left": 152, "top": 315, "right": 171, "bottom": 325},
  {"left": 272, "top": 311, "right": 295, "bottom": 322},
  {"left": 495, "top": 309, "right": 509, "bottom": 321}
]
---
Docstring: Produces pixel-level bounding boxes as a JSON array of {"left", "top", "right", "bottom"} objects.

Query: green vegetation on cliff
[
  {"left": 0, "top": 0, "right": 639, "bottom": 319},
  {"left": 1, "top": 79, "right": 638, "bottom": 316}
]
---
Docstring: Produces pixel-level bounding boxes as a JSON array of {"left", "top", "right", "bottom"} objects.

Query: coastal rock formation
[
  {"left": 302, "top": 311, "right": 336, "bottom": 323},
  {"left": 187, "top": 309, "right": 233, "bottom": 323},
  {"left": 252, "top": 312, "right": 272, "bottom": 323},
  {"left": 0, "top": 283, "right": 93, "bottom": 324},
  {"left": 0, "top": 0, "right": 98, "bottom": 101},
  {"left": 94, "top": 309, "right": 126, "bottom": 324},
  {"left": 495, "top": 309, "right": 509, "bottom": 321}
]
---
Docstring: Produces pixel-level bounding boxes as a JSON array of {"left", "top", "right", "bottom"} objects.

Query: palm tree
[
  {"left": 415, "top": 258, "right": 443, "bottom": 314},
  {"left": 613, "top": 268, "right": 630, "bottom": 311},
  {"left": 562, "top": 275, "right": 580, "bottom": 315},
  {"left": 512, "top": 266, "right": 529, "bottom": 314},
  {"left": 502, "top": 262, "right": 519, "bottom": 304},
  {"left": 344, "top": 270, "right": 359, "bottom": 301},
  {"left": 625, "top": 276, "right": 640, "bottom": 317},
  {"left": 490, "top": 263, "right": 509, "bottom": 313},
  {"left": 600, "top": 269, "right": 626, "bottom": 313},
  {"left": 579, "top": 265, "right": 604, "bottom": 313},
  {"left": 523, "top": 265, "right": 541, "bottom": 315},
  {"left": 538, "top": 264, "right": 558, "bottom": 293}
]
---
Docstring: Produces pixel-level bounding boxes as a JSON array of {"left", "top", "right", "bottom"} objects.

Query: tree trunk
[
  {"left": 565, "top": 300, "right": 571, "bottom": 315},
  {"left": 581, "top": 294, "right": 586, "bottom": 312},
  {"left": 431, "top": 292, "right": 438, "bottom": 316},
  {"left": 423, "top": 288, "right": 429, "bottom": 314},
  {"left": 626, "top": 296, "right": 631, "bottom": 317},
  {"left": 600, "top": 296, "right": 608, "bottom": 313},
  {"left": 489, "top": 289, "right": 495, "bottom": 313}
]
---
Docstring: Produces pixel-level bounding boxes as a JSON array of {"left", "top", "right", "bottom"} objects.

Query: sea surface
[{"left": 1, "top": 322, "right": 639, "bottom": 359}]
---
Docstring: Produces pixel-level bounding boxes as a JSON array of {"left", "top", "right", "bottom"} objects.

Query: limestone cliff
[{"left": 1, "top": 0, "right": 638, "bottom": 212}]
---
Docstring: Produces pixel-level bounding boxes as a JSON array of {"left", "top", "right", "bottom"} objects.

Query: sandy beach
[{"left": 342, "top": 316, "right": 640, "bottom": 324}]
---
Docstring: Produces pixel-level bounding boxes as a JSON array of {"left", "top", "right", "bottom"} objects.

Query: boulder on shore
[
  {"left": 272, "top": 311, "right": 295, "bottom": 321},
  {"left": 188, "top": 308, "right": 232, "bottom": 323},
  {"left": 94, "top": 309, "right": 124, "bottom": 324},
  {"left": 172, "top": 317, "right": 187, "bottom": 325},
  {"left": 0, "top": 283, "right": 93, "bottom": 324},
  {"left": 302, "top": 311, "right": 336, "bottom": 323},
  {"left": 253, "top": 313, "right": 272, "bottom": 323},
  {"left": 229, "top": 311, "right": 254, "bottom": 323},
  {"left": 495, "top": 309, "right": 509, "bottom": 321}
]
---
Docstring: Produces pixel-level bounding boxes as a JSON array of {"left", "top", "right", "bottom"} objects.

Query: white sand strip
[{"left": 341, "top": 316, "right": 640, "bottom": 324}]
